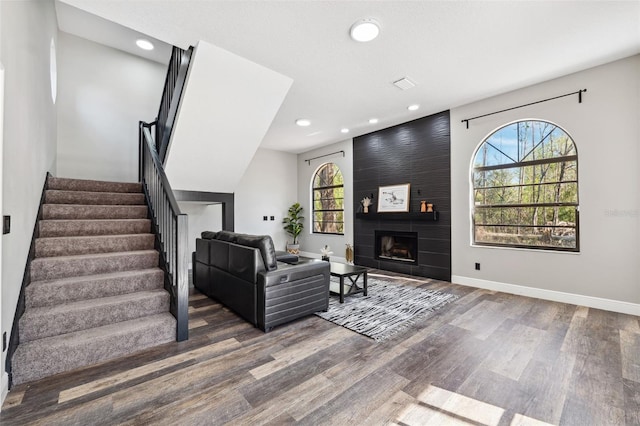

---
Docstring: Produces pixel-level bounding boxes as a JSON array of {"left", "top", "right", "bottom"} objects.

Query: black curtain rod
[
  {"left": 305, "top": 150, "right": 345, "bottom": 165},
  {"left": 461, "top": 89, "right": 587, "bottom": 129}
]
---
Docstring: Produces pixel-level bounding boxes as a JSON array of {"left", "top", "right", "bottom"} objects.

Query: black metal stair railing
[
  {"left": 156, "top": 45, "right": 193, "bottom": 163},
  {"left": 139, "top": 122, "right": 189, "bottom": 341}
]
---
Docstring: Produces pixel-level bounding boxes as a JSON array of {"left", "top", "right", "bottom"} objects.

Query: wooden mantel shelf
[{"left": 355, "top": 211, "right": 439, "bottom": 221}]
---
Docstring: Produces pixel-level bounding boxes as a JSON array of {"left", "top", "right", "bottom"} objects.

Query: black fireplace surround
[{"left": 353, "top": 110, "right": 451, "bottom": 281}]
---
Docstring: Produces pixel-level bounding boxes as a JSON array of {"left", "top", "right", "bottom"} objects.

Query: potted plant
[{"left": 283, "top": 202, "right": 304, "bottom": 254}]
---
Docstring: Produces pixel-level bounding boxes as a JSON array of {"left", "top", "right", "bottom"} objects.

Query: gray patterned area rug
[{"left": 315, "top": 276, "right": 458, "bottom": 342}]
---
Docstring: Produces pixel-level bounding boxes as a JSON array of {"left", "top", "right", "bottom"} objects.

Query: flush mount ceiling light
[
  {"left": 136, "top": 39, "right": 154, "bottom": 51},
  {"left": 296, "top": 118, "right": 311, "bottom": 127},
  {"left": 408, "top": 104, "right": 420, "bottom": 111},
  {"left": 369, "top": 118, "right": 379, "bottom": 124},
  {"left": 341, "top": 128, "right": 350, "bottom": 134},
  {"left": 350, "top": 18, "right": 380, "bottom": 42}
]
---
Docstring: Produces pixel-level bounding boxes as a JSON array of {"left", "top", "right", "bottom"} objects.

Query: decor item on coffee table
[
  {"left": 329, "top": 262, "right": 368, "bottom": 303},
  {"left": 316, "top": 276, "right": 458, "bottom": 341},
  {"left": 321, "top": 245, "right": 333, "bottom": 261},
  {"left": 193, "top": 230, "right": 329, "bottom": 331},
  {"left": 283, "top": 202, "right": 304, "bottom": 254},
  {"left": 378, "top": 183, "right": 410, "bottom": 213}
]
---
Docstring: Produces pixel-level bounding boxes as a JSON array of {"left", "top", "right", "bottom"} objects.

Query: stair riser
[
  {"left": 39, "top": 219, "right": 151, "bottom": 237},
  {"left": 26, "top": 269, "right": 164, "bottom": 308},
  {"left": 45, "top": 190, "right": 146, "bottom": 206},
  {"left": 48, "top": 177, "right": 143, "bottom": 194},
  {"left": 20, "top": 292, "right": 170, "bottom": 342},
  {"left": 42, "top": 205, "right": 149, "bottom": 220},
  {"left": 11, "top": 314, "right": 176, "bottom": 385},
  {"left": 30, "top": 251, "right": 159, "bottom": 281},
  {"left": 35, "top": 234, "right": 155, "bottom": 258}
]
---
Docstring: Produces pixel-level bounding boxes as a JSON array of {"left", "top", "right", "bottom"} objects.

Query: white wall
[
  {"left": 57, "top": 32, "right": 166, "bottom": 182},
  {"left": 234, "top": 148, "right": 297, "bottom": 251},
  {"left": 165, "top": 41, "right": 292, "bottom": 194},
  {"left": 177, "top": 202, "right": 222, "bottom": 263},
  {"left": 297, "top": 139, "right": 354, "bottom": 261},
  {"left": 451, "top": 55, "right": 640, "bottom": 310},
  {"left": 0, "top": 0, "right": 58, "bottom": 404}
]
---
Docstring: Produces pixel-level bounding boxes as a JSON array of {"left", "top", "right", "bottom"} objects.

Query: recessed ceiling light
[
  {"left": 408, "top": 104, "right": 420, "bottom": 111},
  {"left": 341, "top": 128, "right": 349, "bottom": 134},
  {"left": 296, "top": 118, "right": 311, "bottom": 127},
  {"left": 136, "top": 39, "right": 154, "bottom": 51},
  {"left": 369, "top": 118, "right": 379, "bottom": 124},
  {"left": 350, "top": 19, "right": 380, "bottom": 42}
]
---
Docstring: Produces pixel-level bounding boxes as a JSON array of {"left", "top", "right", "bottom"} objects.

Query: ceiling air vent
[{"left": 393, "top": 77, "right": 416, "bottom": 90}]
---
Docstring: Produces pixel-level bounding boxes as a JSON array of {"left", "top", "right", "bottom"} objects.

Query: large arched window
[
  {"left": 472, "top": 120, "right": 579, "bottom": 251},
  {"left": 312, "top": 163, "right": 344, "bottom": 234}
]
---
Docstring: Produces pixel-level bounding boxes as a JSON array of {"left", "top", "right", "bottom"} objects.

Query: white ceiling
[{"left": 57, "top": 0, "right": 640, "bottom": 154}]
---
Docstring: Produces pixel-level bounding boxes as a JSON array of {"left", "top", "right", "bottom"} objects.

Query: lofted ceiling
[{"left": 56, "top": 0, "right": 640, "bottom": 154}]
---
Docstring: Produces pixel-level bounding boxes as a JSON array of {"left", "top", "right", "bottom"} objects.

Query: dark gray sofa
[{"left": 193, "top": 230, "right": 329, "bottom": 331}]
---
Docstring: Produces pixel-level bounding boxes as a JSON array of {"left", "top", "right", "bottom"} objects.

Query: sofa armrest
[
  {"left": 258, "top": 259, "right": 329, "bottom": 288},
  {"left": 256, "top": 259, "right": 329, "bottom": 331}
]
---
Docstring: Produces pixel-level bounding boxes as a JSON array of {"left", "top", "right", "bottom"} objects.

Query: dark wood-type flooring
[{"left": 2, "top": 270, "right": 639, "bottom": 425}]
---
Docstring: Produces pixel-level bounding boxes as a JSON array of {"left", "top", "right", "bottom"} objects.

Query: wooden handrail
[
  {"left": 139, "top": 121, "right": 189, "bottom": 341},
  {"left": 156, "top": 46, "right": 193, "bottom": 163}
]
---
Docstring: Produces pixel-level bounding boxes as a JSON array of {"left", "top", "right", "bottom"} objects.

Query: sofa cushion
[
  {"left": 195, "top": 238, "right": 210, "bottom": 264},
  {"left": 275, "top": 250, "right": 299, "bottom": 264},
  {"left": 236, "top": 234, "right": 278, "bottom": 271},
  {"left": 208, "top": 239, "right": 230, "bottom": 269},
  {"left": 215, "top": 230, "right": 238, "bottom": 243},
  {"left": 201, "top": 231, "right": 219, "bottom": 240}
]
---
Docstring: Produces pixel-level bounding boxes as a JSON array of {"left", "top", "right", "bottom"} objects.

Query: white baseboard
[
  {"left": 451, "top": 275, "right": 640, "bottom": 316},
  {"left": 0, "top": 372, "right": 8, "bottom": 412}
]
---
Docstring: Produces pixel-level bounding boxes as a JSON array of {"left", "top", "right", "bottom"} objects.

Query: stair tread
[
  {"left": 15, "top": 312, "right": 174, "bottom": 350},
  {"left": 42, "top": 204, "right": 149, "bottom": 220},
  {"left": 35, "top": 234, "right": 155, "bottom": 258},
  {"left": 20, "top": 290, "right": 170, "bottom": 342},
  {"left": 48, "top": 177, "right": 142, "bottom": 193},
  {"left": 12, "top": 313, "right": 176, "bottom": 384},
  {"left": 36, "top": 232, "right": 153, "bottom": 241},
  {"left": 39, "top": 219, "right": 152, "bottom": 237},
  {"left": 24, "top": 289, "right": 169, "bottom": 316},
  {"left": 26, "top": 268, "right": 164, "bottom": 309},
  {"left": 40, "top": 218, "right": 150, "bottom": 223},
  {"left": 36, "top": 233, "right": 154, "bottom": 242},
  {"left": 46, "top": 189, "right": 144, "bottom": 197},
  {"left": 45, "top": 190, "right": 146, "bottom": 206},
  {"left": 31, "top": 249, "right": 158, "bottom": 263},
  {"left": 29, "top": 267, "right": 163, "bottom": 286},
  {"left": 30, "top": 250, "right": 159, "bottom": 281}
]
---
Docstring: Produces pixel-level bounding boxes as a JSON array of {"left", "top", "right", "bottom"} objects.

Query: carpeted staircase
[{"left": 11, "top": 177, "right": 176, "bottom": 385}]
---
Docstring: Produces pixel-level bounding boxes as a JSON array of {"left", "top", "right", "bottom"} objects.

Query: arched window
[
  {"left": 312, "top": 163, "right": 344, "bottom": 234},
  {"left": 471, "top": 120, "right": 579, "bottom": 251}
]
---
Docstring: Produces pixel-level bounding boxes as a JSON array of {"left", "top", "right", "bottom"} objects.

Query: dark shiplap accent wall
[{"left": 353, "top": 110, "right": 451, "bottom": 281}]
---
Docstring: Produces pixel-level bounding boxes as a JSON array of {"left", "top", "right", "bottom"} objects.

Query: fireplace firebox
[{"left": 375, "top": 230, "right": 418, "bottom": 264}]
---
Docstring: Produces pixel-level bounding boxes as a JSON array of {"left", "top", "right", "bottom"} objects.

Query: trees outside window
[
  {"left": 472, "top": 120, "right": 579, "bottom": 251},
  {"left": 312, "top": 163, "right": 344, "bottom": 234}
]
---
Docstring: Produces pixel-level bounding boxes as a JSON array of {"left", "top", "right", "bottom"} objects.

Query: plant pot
[{"left": 286, "top": 243, "right": 300, "bottom": 255}]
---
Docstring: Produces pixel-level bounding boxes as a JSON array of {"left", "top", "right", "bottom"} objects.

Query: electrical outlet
[
  {"left": 3, "top": 215, "right": 10, "bottom": 234},
  {"left": 270, "top": 216, "right": 275, "bottom": 221},
  {"left": 263, "top": 216, "right": 268, "bottom": 221},
  {"left": 475, "top": 263, "right": 481, "bottom": 271}
]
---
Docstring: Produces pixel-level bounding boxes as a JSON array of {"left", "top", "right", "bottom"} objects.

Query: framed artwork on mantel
[{"left": 378, "top": 183, "right": 411, "bottom": 213}]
